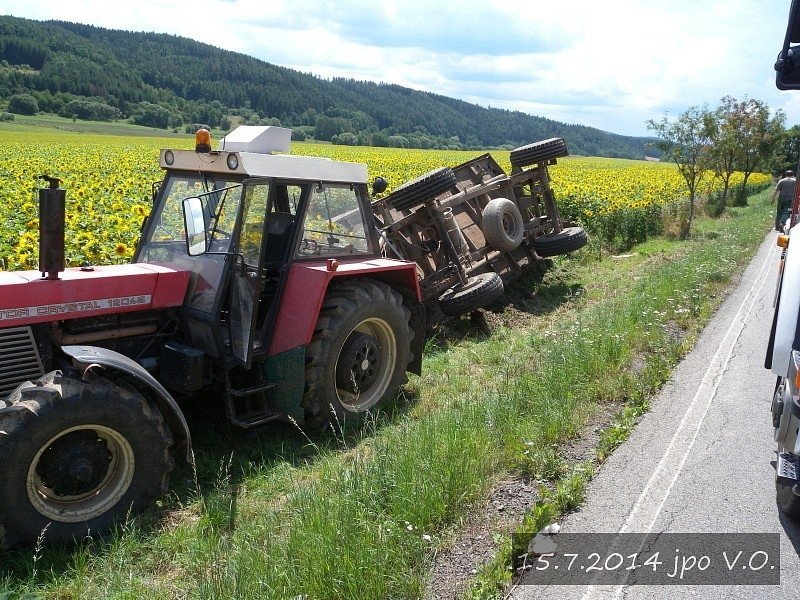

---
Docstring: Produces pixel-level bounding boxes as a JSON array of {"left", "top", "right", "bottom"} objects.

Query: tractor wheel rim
[
  {"left": 27, "top": 425, "right": 135, "bottom": 523},
  {"left": 335, "top": 317, "right": 396, "bottom": 412},
  {"left": 336, "top": 333, "right": 382, "bottom": 393}
]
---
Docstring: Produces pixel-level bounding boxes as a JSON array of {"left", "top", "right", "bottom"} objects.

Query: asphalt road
[{"left": 512, "top": 231, "right": 800, "bottom": 599}]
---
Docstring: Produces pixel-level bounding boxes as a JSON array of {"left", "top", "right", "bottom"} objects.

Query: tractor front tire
[
  {"left": 302, "top": 280, "right": 412, "bottom": 430},
  {"left": 0, "top": 372, "right": 173, "bottom": 548}
]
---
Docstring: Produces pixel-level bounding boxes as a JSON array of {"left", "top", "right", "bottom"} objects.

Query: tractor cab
[{"left": 133, "top": 126, "right": 406, "bottom": 425}]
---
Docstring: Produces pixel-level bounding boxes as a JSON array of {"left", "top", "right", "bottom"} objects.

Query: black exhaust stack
[{"left": 38, "top": 175, "right": 65, "bottom": 280}]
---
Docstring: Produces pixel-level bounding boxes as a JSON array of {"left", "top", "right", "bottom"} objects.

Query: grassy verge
[
  {"left": 0, "top": 194, "right": 774, "bottom": 599},
  {"left": 466, "top": 194, "right": 775, "bottom": 597}
]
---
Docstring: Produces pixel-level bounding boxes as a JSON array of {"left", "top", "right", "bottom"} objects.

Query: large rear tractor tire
[
  {"left": 0, "top": 372, "right": 173, "bottom": 548},
  {"left": 385, "top": 167, "right": 457, "bottom": 212},
  {"left": 438, "top": 272, "right": 504, "bottom": 317},
  {"left": 482, "top": 198, "right": 525, "bottom": 252},
  {"left": 302, "top": 280, "right": 412, "bottom": 430},
  {"left": 510, "top": 138, "right": 569, "bottom": 169},
  {"left": 532, "top": 226, "right": 588, "bottom": 257}
]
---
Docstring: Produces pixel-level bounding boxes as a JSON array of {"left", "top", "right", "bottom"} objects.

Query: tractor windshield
[{"left": 136, "top": 173, "right": 244, "bottom": 314}]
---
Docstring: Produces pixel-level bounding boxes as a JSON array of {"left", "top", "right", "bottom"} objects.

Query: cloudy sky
[{"left": 0, "top": 0, "right": 797, "bottom": 137}]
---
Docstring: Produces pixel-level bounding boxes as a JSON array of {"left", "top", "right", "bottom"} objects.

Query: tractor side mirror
[{"left": 183, "top": 196, "right": 208, "bottom": 256}]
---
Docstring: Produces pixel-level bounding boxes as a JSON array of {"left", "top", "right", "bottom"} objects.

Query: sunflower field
[
  {"left": 0, "top": 129, "right": 772, "bottom": 271},
  {"left": 548, "top": 157, "right": 772, "bottom": 249}
]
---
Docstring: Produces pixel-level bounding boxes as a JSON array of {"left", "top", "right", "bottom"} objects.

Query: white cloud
[{"left": 0, "top": 0, "right": 796, "bottom": 136}]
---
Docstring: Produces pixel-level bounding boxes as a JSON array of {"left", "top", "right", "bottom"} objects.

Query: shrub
[
  {"left": 58, "top": 99, "right": 119, "bottom": 121},
  {"left": 661, "top": 198, "right": 691, "bottom": 240},
  {"left": 185, "top": 123, "right": 212, "bottom": 134},
  {"left": 8, "top": 93, "right": 38, "bottom": 115},
  {"left": 129, "top": 102, "right": 172, "bottom": 129},
  {"left": 0, "top": 112, "right": 14, "bottom": 122},
  {"left": 332, "top": 132, "right": 358, "bottom": 146},
  {"left": 387, "top": 135, "right": 409, "bottom": 148}
]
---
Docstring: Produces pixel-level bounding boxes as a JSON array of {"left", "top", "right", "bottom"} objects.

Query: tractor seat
[{"left": 263, "top": 212, "right": 295, "bottom": 265}]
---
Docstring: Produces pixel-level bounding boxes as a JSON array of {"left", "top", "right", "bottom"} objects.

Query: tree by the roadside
[
  {"left": 647, "top": 106, "right": 714, "bottom": 239},
  {"left": 776, "top": 124, "right": 800, "bottom": 176},
  {"left": 720, "top": 98, "right": 785, "bottom": 206},
  {"left": 706, "top": 96, "right": 741, "bottom": 211}
]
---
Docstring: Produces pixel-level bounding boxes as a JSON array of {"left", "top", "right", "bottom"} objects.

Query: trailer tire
[
  {"left": 386, "top": 167, "right": 457, "bottom": 211},
  {"left": 438, "top": 272, "right": 504, "bottom": 317},
  {"left": 532, "top": 226, "right": 588, "bottom": 257},
  {"left": 777, "top": 479, "right": 800, "bottom": 520},
  {"left": 482, "top": 198, "right": 524, "bottom": 252},
  {"left": 302, "top": 280, "right": 412, "bottom": 431},
  {"left": 510, "top": 138, "right": 568, "bottom": 169},
  {"left": 0, "top": 372, "right": 173, "bottom": 549}
]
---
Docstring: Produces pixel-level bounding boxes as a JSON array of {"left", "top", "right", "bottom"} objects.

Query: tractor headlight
[{"left": 226, "top": 153, "right": 239, "bottom": 170}]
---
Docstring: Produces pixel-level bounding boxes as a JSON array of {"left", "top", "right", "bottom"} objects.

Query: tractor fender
[
  {"left": 269, "top": 258, "right": 421, "bottom": 357},
  {"left": 60, "top": 344, "right": 193, "bottom": 463}
]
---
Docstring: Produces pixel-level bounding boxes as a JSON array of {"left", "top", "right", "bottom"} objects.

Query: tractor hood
[{"left": 0, "top": 263, "right": 189, "bottom": 327}]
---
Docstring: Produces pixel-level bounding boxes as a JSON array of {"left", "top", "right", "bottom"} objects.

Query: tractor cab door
[
  {"left": 137, "top": 174, "right": 246, "bottom": 364},
  {"left": 228, "top": 179, "right": 304, "bottom": 367},
  {"left": 227, "top": 179, "right": 272, "bottom": 367}
]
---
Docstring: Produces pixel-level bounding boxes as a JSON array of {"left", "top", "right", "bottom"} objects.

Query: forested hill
[{"left": 0, "top": 15, "right": 657, "bottom": 157}]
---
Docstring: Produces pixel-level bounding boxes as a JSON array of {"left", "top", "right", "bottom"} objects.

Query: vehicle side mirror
[
  {"left": 777, "top": 0, "right": 800, "bottom": 89},
  {"left": 183, "top": 196, "right": 208, "bottom": 256},
  {"left": 372, "top": 177, "right": 388, "bottom": 195}
]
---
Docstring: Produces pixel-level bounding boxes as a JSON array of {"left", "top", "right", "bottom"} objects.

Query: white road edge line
[{"left": 580, "top": 239, "right": 779, "bottom": 600}]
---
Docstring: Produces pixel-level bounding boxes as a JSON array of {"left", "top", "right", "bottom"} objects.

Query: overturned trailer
[{"left": 372, "top": 138, "right": 587, "bottom": 317}]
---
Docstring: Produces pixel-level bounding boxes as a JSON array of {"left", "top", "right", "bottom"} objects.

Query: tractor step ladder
[
  {"left": 777, "top": 451, "right": 800, "bottom": 488},
  {"left": 225, "top": 378, "right": 281, "bottom": 428}
]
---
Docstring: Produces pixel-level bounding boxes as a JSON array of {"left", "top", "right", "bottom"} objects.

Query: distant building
[{"left": 644, "top": 156, "right": 661, "bottom": 162}]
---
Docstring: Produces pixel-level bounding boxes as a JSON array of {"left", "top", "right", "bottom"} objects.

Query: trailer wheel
[
  {"left": 0, "top": 372, "right": 173, "bottom": 548},
  {"left": 302, "top": 280, "right": 412, "bottom": 430},
  {"left": 777, "top": 480, "right": 800, "bottom": 520},
  {"left": 510, "top": 138, "right": 568, "bottom": 169},
  {"left": 532, "top": 226, "right": 588, "bottom": 257},
  {"left": 438, "top": 272, "right": 504, "bottom": 317},
  {"left": 385, "top": 167, "right": 457, "bottom": 211},
  {"left": 482, "top": 198, "right": 525, "bottom": 252}
]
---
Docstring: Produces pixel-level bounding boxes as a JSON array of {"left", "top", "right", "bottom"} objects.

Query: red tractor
[{"left": 0, "top": 126, "right": 584, "bottom": 547}]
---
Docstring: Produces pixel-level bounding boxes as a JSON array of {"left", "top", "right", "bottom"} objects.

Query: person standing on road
[{"left": 773, "top": 170, "right": 797, "bottom": 231}]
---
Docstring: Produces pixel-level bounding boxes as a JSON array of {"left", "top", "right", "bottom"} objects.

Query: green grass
[
  {"left": 0, "top": 114, "right": 217, "bottom": 138},
  {"left": 467, "top": 191, "right": 775, "bottom": 597},
  {"left": 0, "top": 193, "right": 774, "bottom": 599}
]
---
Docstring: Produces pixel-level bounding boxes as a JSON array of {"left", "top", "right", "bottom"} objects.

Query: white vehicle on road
[{"left": 768, "top": 0, "right": 800, "bottom": 519}]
